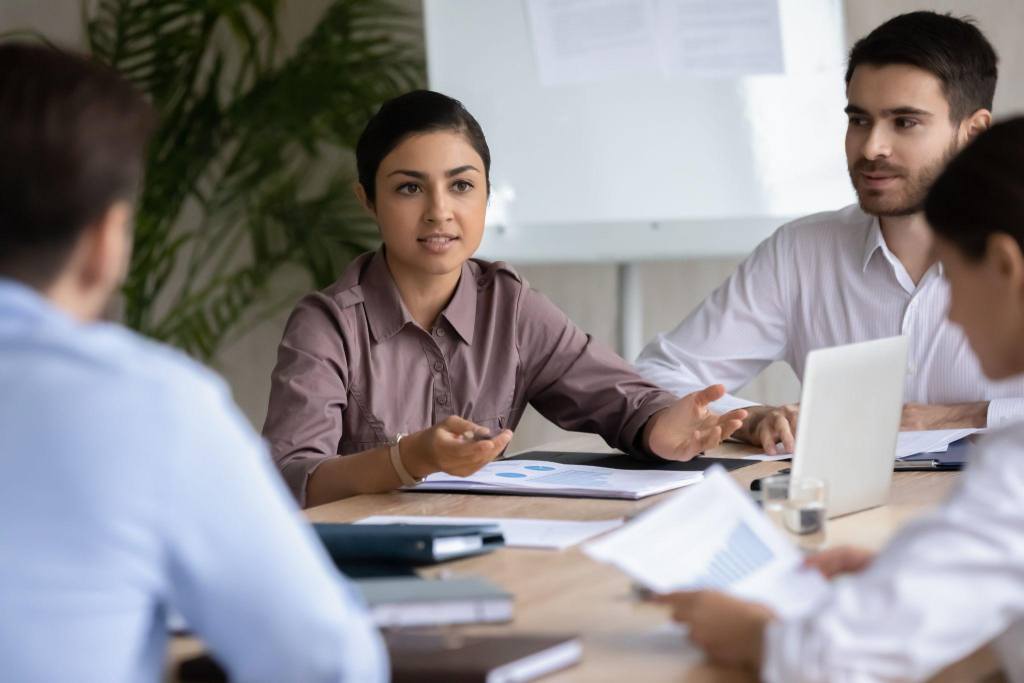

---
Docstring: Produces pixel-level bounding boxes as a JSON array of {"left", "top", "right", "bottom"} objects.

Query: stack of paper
[
  {"left": 584, "top": 466, "right": 829, "bottom": 617},
  {"left": 742, "top": 428, "right": 982, "bottom": 462},
  {"left": 894, "top": 428, "right": 980, "bottom": 459},
  {"left": 408, "top": 459, "right": 702, "bottom": 500}
]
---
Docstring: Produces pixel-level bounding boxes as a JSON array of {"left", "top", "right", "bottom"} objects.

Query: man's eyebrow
[
  {"left": 843, "top": 104, "right": 934, "bottom": 117},
  {"left": 883, "top": 107, "right": 933, "bottom": 117}
]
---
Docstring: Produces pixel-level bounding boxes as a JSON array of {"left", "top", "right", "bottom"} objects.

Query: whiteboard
[{"left": 424, "top": 0, "right": 856, "bottom": 263}]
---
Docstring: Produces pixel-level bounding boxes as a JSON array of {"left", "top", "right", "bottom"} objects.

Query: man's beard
[{"left": 849, "top": 136, "right": 960, "bottom": 217}]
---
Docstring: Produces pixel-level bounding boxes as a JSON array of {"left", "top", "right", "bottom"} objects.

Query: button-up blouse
[{"left": 263, "top": 250, "right": 677, "bottom": 503}]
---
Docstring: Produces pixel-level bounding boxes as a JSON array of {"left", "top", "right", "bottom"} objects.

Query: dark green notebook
[{"left": 313, "top": 522, "right": 505, "bottom": 567}]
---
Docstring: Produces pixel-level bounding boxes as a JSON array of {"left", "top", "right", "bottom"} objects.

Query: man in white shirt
[
  {"left": 636, "top": 11, "right": 1024, "bottom": 454},
  {"left": 0, "top": 44, "right": 386, "bottom": 682},
  {"left": 658, "top": 114, "right": 1024, "bottom": 682}
]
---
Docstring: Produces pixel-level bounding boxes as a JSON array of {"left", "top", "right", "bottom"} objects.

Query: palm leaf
[{"left": 72, "top": 0, "right": 425, "bottom": 358}]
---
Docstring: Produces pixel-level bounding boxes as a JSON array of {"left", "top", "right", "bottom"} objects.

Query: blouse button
[
  {"left": 435, "top": 328, "right": 445, "bottom": 338},
  {"left": 433, "top": 360, "right": 444, "bottom": 372},
  {"left": 436, "top": 394, "right": 448, "bottom": 405}
]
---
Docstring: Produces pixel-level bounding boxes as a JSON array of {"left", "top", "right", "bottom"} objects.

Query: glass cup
[{"left": 760, "top": 473, "right": 828, "bottom": 552}]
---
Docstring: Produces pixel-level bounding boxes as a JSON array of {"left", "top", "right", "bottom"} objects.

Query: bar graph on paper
[{"left": 692, "top": 520, "right": 775, "bottom": 589}]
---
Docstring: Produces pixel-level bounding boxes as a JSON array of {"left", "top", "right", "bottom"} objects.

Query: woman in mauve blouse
[{"left": 263, "top": 90, "right": 746, "bottom": 507}]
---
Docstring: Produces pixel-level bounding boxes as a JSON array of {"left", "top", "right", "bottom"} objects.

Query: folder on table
[
  {"left": 355, "top": 575, "right": 513, "bottom": 628},
  {"left": 313, "top": 522, "right": 504, "bottom": 567}
]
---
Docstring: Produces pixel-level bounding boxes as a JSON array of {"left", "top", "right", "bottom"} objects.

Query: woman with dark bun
[{"left": 263, "top": 90, "right": 746, "bottom": 507}]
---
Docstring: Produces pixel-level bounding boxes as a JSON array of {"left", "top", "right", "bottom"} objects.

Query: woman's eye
[
  {"left": 452, "top": 180, "right": 473, "bottom": 193},
  {"left": 397, "top": 183, "right": 421, "bottom": 195}
]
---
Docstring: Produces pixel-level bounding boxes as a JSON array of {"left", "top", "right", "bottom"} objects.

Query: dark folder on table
[
  {"left": 313, "top": 522, "right": 505, "bottom": 567},
  {"left": 178, "top": 632, "right": 580, "bottom": 683},
  {"left": 387, "top": 632, "right": 581, "bottom": 682},
  {"left": 507, "top": 450, "right": 753, "bottom": 472}
]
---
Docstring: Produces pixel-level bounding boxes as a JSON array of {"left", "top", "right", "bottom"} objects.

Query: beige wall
[{"left": 6, "top": 1, "right": 1024, "bottom": 450}]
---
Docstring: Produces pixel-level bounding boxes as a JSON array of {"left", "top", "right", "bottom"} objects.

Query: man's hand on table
[
  {"left": 733, "top": 403, "right": 799, "bottom": 455},
  {"left": 733, "top": 400, "right": 990, "bottom": 456}
]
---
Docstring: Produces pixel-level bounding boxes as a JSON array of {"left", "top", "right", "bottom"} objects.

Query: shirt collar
[
  {"left": 861, "top": 214, "right": 886, "bottom": 272},
  {"left": 360, "top": 250, "right": 415, "bottom": 343},
  {"left": 0, "top": 277, "right": 59, "bottom": 322},
  {"left": 861, "top": 217, "right": 945, "bottom": 291},
  {"left": 359, "top": 249, "right": 477, "bottom": 346},
  {"left": 440, "top": 261, "right": 478, "bottom": 346}
]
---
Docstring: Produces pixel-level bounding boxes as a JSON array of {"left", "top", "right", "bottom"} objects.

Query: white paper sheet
[
  {"left": 895, "top": 428, "right": 980, "bottom": 459},
  {"left": 525, "top": 0, "right": 784, "bottom": 86},
  {"left": 526, "top": 0, "right": 662, "bottom": 86},
  {"left": 584, "top": 466, "right": 828, "bottom": 617},
  {"left": 740, "top": 428, "right": 982, "bottom": 461},
  {"left": 355, "top": 515, "right": 624, "bottom": 550},
  {"left": 408, "top": 459, "right": 703, "bottom": 500},
  {"left": 655, "top": 0, "right": 784, "bottom": 77},
  {"left": 741, "top": 453, "right": 792, "bottom": 462}
]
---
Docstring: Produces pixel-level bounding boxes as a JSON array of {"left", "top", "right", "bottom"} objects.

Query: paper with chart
[
  {"left": 584, "top": 466, "right": 828, "bottom": 616},
  {"left": 408, "top": 460, "right": 703, "bottom": 500},
  {"left": 355, "top": 515, "right": 624, "bottom": 550}
]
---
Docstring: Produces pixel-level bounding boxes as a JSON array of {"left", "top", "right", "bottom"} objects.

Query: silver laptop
[{"left": 789, "top": 336, "right": 909, "bottom": 518}]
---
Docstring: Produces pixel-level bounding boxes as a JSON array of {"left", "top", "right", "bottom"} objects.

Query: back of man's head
[
  {"left": 845, "top": 11, "right": 998, "bottom": 122},
  {"left": 0, "top": 43, "right": 153, "bottom": 287}
]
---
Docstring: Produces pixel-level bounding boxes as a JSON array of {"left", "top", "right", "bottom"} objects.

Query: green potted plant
[{"left": 7, "top": 0, "right": 424, "bottom": 358}]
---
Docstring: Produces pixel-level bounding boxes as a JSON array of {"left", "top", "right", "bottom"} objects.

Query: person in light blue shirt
[{"left": 0, "top": 44, "right": 386, "bottom": 683}]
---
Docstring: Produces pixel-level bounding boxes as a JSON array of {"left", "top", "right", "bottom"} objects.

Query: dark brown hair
[
  {"left": 925, "top": 117, "right": 1024, "bottom": 261},
  {"left": 0, "top": 43, "right": 154, "bottom": 284},
  {"left": 846, "top": 11, "right": 998, "bottom": 121},
  {"left": 355, "top": 89, "right": 490, "bottom": 204}
]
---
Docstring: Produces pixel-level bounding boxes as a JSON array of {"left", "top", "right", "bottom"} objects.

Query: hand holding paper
[{"left": 584, "top": 466, "right": 828, "bottom": 617}]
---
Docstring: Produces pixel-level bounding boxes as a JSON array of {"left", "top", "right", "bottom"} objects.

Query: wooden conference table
[{"left": 169, "top": 434, "right": 1002, "bottom": 683}]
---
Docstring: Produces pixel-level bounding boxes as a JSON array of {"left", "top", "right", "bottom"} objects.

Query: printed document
[
  {"left": 585, "top": 466, "right": 829, "bottom": 616},
  {"left": 408, "top": 459, "right": 702, "bottom": 500}
]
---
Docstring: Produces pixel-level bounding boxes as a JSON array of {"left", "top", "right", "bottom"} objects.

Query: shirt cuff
[
  {"left": 620, "top": 390, "right": 680, "bottom": 460},
  {"left": 279, "top": 453, "right": 332, "bottom": 508},
  {"left": 760, "top": 618, "right": 800, "bottom": 683},
  {"left": 985, "top": 398, "right": 1024, "bottom": 429}
]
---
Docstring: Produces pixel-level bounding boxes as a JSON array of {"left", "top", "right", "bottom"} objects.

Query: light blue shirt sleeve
[{"left": 158, "top": 374, "right": 387, "bottom": 683}]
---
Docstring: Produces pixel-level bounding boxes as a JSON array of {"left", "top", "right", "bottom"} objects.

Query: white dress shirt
[
  {"left": 0, "top": 280, "right": 387, "bottom": 683},
  {"left": 635, "top": 204, "right": 1024, "bottom": 427},
  {"left": 762, "top": 421, "right": 1024, "bottom": 682}
]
